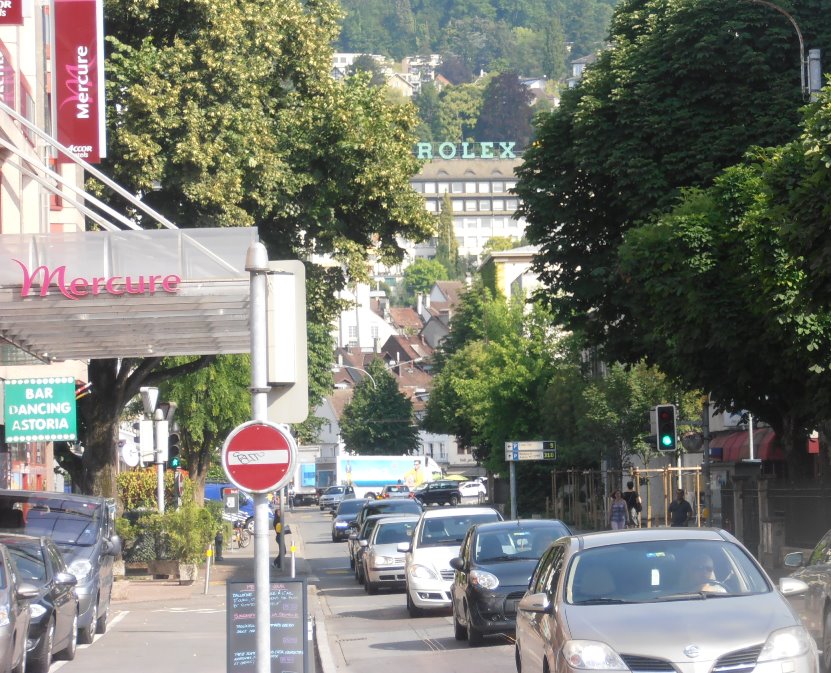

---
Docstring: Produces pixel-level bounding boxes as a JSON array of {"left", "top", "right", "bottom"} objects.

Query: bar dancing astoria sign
[{"left": 4, "top": 378, "right": 77, "bottom": 442}]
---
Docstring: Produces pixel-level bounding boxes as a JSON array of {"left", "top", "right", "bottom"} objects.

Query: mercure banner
[{"left": 53, "top": 0, "right": 105, "bottom": 163}]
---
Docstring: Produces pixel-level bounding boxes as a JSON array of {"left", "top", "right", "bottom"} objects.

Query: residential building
[{"left": 479, "top": 245, "right": 541, "bottom": 300}]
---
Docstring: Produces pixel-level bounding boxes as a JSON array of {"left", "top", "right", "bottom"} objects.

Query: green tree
[
  {"left": 516, "top": 0, "right": 822, "bottom": 363},
  {"left": 348, "top": 54, "right": 388, "bottom": 87},
  {"left": 481, "top": 235, "right": 522, "bottom": 256},
  {"left": 402, "top": 257, "right": 448, "bottom": 303},
  {"left": 541, "top": 16, "right": 567, "bottom": 81},
  {"left": 475, "top": 71, "right": 534, "bottom": 147},
  {"left": 435, "top": 194, "right": 461, "bottom": 278},
  {"left": 435, "top": 80, "right": 485, "bottom": 142},
  {"left": 339, "top": 361, "right": 420, "bottom": 454},
  {"left": 159, "top": 355, "right": 251, "bottom": 500}
]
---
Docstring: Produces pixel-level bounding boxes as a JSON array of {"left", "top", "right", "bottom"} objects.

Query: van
[
  {"left": 0, "top": 490, "right": 121, "bottom": 645},
  {"left": 204, "top": 483, "right": 275, "bottom": 532}
]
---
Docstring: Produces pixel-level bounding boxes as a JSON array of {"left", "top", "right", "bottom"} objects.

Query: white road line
[{"left": 51, "top": 611, "right": 130, "bottom": 671}]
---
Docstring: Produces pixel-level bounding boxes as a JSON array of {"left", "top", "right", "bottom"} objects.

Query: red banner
[
  {"left": 53, "top": 0, "right": 105, "bottom": 163},
  {"left": 0, "top": 0, "right": 23, "bottom": 26}
]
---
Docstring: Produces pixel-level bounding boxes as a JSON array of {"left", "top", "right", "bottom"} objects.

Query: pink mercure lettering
[
  {"left": 162, "top": 275, "right": 181, "bottom": 292},
  {"left": 90, "top": 277, "right": 106, "bottom": 294},
  {"left": 12, "top": 259, "right": 77, "bottom": 300},
  {"left": 124, "top": 277, "right": 146, "bottom": 295},
  {"left": 69, "top": 278, "right": 88, "bottom": 297},
  {"left": 147, "top": 275, "right": 161, "bottom": 293},
  {"left": 105, "top": 277, "right": 125, "bottom": 295}
]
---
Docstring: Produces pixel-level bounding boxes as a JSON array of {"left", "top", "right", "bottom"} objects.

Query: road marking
[
  {"left": 51, "top": 610, "right": 131, "bottom": 670},
  {"left": 151, "top": 607, "right": 225, "bottom": 614}
]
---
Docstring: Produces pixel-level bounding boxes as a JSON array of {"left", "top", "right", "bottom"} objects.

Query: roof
[
  {"left": 575, "top": 527, "right": 730, "bottom": 549},
  {"left": 328, "top": 388, "right": 354, "bottom": 420},
  {"left": 388, "top": 307, "right": 423, "bottom": 331},
  {"left": 0, "top": 228, "right": 257, "bottom": 363},
  {"left": 433, "top": 280, "right": 464, "bottom": 306},
  {"left": 420, "top": 506, "right": 502, "bottom": 519}
]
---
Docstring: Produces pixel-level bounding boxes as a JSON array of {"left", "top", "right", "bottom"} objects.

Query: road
[
  {"left": 45, "top": 505, "right": 515, "bottom": 673},
  {"left": 302, "top": 506, "right": 516, "bottom": 673}
]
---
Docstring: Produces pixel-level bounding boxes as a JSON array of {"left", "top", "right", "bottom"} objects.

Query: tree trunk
[{"left": 778, "top": 413, "right": 813, "bottom": 481}]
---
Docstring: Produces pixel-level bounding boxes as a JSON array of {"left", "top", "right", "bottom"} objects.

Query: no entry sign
[{"left": 221, "top": 420, "right": 297, "bottom": 493}]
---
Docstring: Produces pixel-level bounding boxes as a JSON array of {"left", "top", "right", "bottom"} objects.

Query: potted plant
[{"left": 142, "top": 503, "right": 216, "bottom": 584}]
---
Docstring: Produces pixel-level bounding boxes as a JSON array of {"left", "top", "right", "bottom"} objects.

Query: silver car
[
  {"left": 360, "top": 515, "right": 419, "bottom": 594},
  {"left": 515, "top": 528, "right": 817, "bottom": 673}
]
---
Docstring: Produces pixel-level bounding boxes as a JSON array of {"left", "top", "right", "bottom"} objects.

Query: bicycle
[{"left": 233, "top": 524, "right": 251, "bottom": 549}]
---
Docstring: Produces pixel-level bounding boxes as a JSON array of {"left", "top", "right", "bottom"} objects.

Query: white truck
[
  {"left": 316, "top": 454, "right": 442, "bottom": 500},
  {"left": 292, "top": 445, "right": 321, "bottom": 506}
]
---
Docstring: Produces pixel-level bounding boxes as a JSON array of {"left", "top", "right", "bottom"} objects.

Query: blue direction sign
[{"left": 504, "top": 440, "right": 557, "bottom": 462}]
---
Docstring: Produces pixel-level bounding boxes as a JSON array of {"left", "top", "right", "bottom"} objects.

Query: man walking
[
  {"left": 668, "top": 488, "right": 694, "bottom": 527},
  {"left": 622, "top": 481, "right": 642, "bottom": 527}
]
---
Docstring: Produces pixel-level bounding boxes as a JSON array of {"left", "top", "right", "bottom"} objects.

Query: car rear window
[
  {"left": 336, "top": 499, "right": 367, "bottom": 515},
  {"left": 0, "top": 496, "right": 101, "bottom": 547},
  {"left": 419, "top": 512, "right": 501, "bottom": 547},
  {"left": 363, "top": 500, "right": 422, "bottom": 517}
]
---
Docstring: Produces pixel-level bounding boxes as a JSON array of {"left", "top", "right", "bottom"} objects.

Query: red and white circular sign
[{"left": 221, "top": 420, "right": 297, "bottom": 493}]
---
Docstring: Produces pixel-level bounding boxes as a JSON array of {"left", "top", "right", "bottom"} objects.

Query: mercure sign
[{"left": 13, "top": 259, "right": 181, "bottom": 300}]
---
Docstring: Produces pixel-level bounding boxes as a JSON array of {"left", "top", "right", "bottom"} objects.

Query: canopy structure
[
  {"left": 0, "top": 227, "right": 257, "bottom": 364},
  {"left": 709, "top": 427, "right": 785, "bottom": 462}
]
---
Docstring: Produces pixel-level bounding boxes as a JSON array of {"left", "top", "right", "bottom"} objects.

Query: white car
[
  {"left": 399, "top": 506, "right": 502, "bottom": 617},
  {"left": 458, "top": 481, "right": 486, "bottom": 499}
]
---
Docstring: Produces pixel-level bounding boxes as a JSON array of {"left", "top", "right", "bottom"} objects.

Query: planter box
[{"left": 146, "top": 560, "right": 198, "bottom": 584}]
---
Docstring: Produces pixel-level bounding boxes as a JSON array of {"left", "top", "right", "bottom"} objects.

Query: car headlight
[
  {"left": 29, "top": 604, "right": 46, "bottom": 619},
  {"left": 470, "top": 569, "right": 499, "bottom": 590},
  {"left": 371, "top": 554, "right": 395, "bottom": 566},
  {"left": 563, "top": 641, "right": 627, "bottom": 670},
  {"left": 68, "top": 559, "right": 93, "bottom": 581},
  {"left": 409, "top": 564, "right": 439, "bottom": 580},
  {"left": 758, "top": 626, "right": 814, "bottom": 661},
  {"left": 334, "top": 521, "right": 349, "bottom": 528}
]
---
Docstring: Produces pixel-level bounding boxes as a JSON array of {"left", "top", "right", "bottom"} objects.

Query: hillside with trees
[{"left": 336, "top": 0, "right": 618, "bottom": 79}]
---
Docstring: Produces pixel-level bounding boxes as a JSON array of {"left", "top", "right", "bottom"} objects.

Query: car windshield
[
  {"left": 0, "top": 496, "right": 101, "bottom": 547},
  {"left": 363, "top": 501, "right": 421, "bottom": 517},
  {"left": 475, "top": 523, "right": 569, "bottom": 562},
  {"left": 325, "top": 487, "right": 345, "bottom": 495},
  {"left": 7, "top": 542, "right": 46, "bottom": 586},
  {"left": 336, "top": 499, "right": 366, "bottom": 515},
  {"left": 373, "top": 520, "right": 416, "bottom": 545},
  {"left": 385, "top": 485, "right": 409, "bottom": 493},
  {"left": 565, "top": 539, "right": 770, "bottom": 604},
  {"left": 419, "top": 512, "right": 501, "bottom": 547}
]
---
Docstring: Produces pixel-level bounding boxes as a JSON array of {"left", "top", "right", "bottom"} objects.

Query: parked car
[
  {"left": 331, "top": 499, "right": 370, "bottom": 542},
  {"left": 360, "top": 515, "right": 419, "bottom": 594},
  {"left": 783, "top": 527, "right": 831, "bottom": 670},
  {"left": 449, "top": 519, "right": 570, "bottom": 646},
  {"left": 401, "top": 506, "right": 503, "bottom": 617},
  {"left": 515, "top": 528, "right": 816, "bottom": 673},
  {"left": 348, "top": 514, "right": 398, "bottom": 582},
  {"left": 379, "top": 484, "right": 410, "bottom": 499},
  {"left": 0, "top": 543, "right": 37, "bottom": 673},
  {"left": 0, "top": 491, "right": 122, "bottom": 645},
  {"left": 0, "top": 534, "right": 79, "bottom": 672},
  {"left": 412, "top": 480, "right": 462, "bottom": 507},
  {"left": 350, "top": 498, "right": 423, "bottom": 537},
  {"left": 319, "top": 485, "right": 355, "bottom": 512},
  {"left": 458, "top": 481, "right": 486, "bottom": 500}
]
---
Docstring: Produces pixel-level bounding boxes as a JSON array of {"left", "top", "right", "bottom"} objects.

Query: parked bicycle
[{"left": 232, "top": 522, "right": 251, "bottom": 548}]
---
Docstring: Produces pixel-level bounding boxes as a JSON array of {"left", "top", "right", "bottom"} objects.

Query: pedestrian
[
  {"left": 214, "top": 529, "right": 224, "bottom": 561},
  {"left": 288, "top": 485, "right": 295, "bottom": 512},
  {"left": 668, "top": 488, "right": 694, "bottom": 527},
  {"left": 608, "top": 490, "right": 628, "bottom": 530},
  {"left": 273, "top": 520, "right": 282, "bottom": 568},
  {"left": 622, "top": 480, "right": 642, "bottom": 528}
]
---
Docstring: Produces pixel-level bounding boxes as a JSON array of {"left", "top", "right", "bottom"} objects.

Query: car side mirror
[
  {"left": 16, "top": 582, "right": 39, "bottom": 601},
  {"left": 517, "top": 592, "right": 552, "bottom": 614},
  {"left": 779, "top": 577, "right": 810, "bottom": 597},
  {"left": 397, "top": 541, "right": 411, "bottom": 553},
  {"left": 783, "top": 551, "right": 805, "bottom": 568},
  {"left": 359, "top": 539, "right": 368, "bottom": 548},
  {"left": 449, "top": 557, "right": 464, "bottom": 571},
  {"left": 56, "top": 571, "right": 78, "bottom": 587},
  {"left": 105, "top": 535, "right": 122, "bottom": 557}
]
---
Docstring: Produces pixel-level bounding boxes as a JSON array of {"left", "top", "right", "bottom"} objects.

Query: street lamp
[{"left": 331, "top": 364, "right": 377, "bottom": 389}]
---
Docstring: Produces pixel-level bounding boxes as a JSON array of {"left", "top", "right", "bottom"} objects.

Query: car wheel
[
  {"left": 515, "top": 644, "right": 522, "bottom": 673},
  {"left": 453, "top": 607, "right": 467, "bottom": 641},
  {"left": 450, "top": 495, "right": 459, "bottom": 506},
  {"left": 332, "top": 534, "right": 337, "bottom": 542},
  {"left": 466, "top": 603, "right": 483, "bottom": 646},
  {"left": 406, "top": 590, "right": 424, "bottom": 617},
  {"left": 28, "top": 616, "right": 54, "bottom": 673},
  {"left": 823, "top": 611, "right": 831, "bottom": 673},
  {"left": 245, "top": 517, "right": 255, "bottom": 533},
  {"left": 58, "top": 611, "right": 78, "bottom": 661},
  {"left": 356, "top": 563, "right": 364, "bottom": 585},
  {"left": 77, "top": 599, "right": 97, "bottom": 645}
]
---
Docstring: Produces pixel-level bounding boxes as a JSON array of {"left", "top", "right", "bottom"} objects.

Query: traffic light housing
[
  {"left": 656, "top": 405, "right": 677, "bottom": 451},
  {"left": 168, "top": 432, "right": 182, "bottom": 469}
]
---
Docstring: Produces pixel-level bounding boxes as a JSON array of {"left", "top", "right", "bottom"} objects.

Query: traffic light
[
  {"left": 168, "top": 432, "right": 182, "bottom": 469},
  {"left": 656, "top": 405, "right": 677, "bottom": 451}
]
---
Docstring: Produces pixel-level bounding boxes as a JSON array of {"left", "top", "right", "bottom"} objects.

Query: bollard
[
  {"left": 290, "top": 543, "right": 296, "bottom": 578},
  {"left": 204, "top": 547, "right": 213, "bottom": 594}
]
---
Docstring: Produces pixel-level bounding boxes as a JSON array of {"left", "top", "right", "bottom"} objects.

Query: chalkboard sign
[{"left": 226, "top": 579, "right": 308, "bottom": 673}]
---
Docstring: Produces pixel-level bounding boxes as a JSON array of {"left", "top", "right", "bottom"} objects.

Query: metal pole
[
  {"left": 154, "top": 409, "right": 165, "bottom": 514},
  {"left": 748, "top": 413, "right": 755, "bottom": 461},
  {"left": 247, "top": 241, "right": 271, "bottom": 673},
  {"left": 509, "top": 461, "right": 517, "bottom": 520},
  {"left": 702, "top": 397, "right": 712, "bottom": 527}
]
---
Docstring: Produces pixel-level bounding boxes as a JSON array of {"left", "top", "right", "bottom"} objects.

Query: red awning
[{"left": 709, "top": 428, "right": 784, "bottom": 462}]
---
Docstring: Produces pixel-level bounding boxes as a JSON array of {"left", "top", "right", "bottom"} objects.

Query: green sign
[{"left": 4, "top": 377, "right": 77, "bottom": 442}]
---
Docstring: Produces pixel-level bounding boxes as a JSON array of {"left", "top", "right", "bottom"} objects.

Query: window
[
  {"left": 477, "top": 182, "right": 491, "bottom": 193},
  {"left": 465, "top": 236, "right": 477, "bottom": 248},
  {"left": 465, "top": 219, "right": 477, "bottom": 229},
  {"left": 452, "top": 200, "right": 463, "bottom": 212},
  {"left": 465, "top": 182, "right": 477, "bottom": 193},
  {"left": 348, "top": 326, "right": 357, "bottom": 338},
  {"left": 493, "top": 199, "right": 505, "bottom": 211},
  {"left": 464, "top": 200, "right": 477, "bottom": 212},
  {"left": 478, "top": 199, "right": 490, "bottom": 211},
  {"left": 506, "top": 181, "right": 517, "bottom": 190},
  {"left": 411, "top": 183, "right": 423, "bottom": 193},
  {"left": 506, "top": 198, "right": 518, "bottom": 211},
  {"left": 451, "top": 181, "right": 464, "bottom": 193},
  {"left": 423, "top": 182, "right": 436, "bottom": 194},
  {"left": 437, "top": 182, "right": 450, "bottom": 194},
  {"left": 370, "top": 326, "right": 379, "bottom": 339},
  {"left": 425, "top": 199, "right": 439, "bottom": 213},
  {"left": 492, "top": 181, "right": 505, "bottom": 193}
]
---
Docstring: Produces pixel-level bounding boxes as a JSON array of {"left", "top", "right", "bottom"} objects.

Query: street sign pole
[{"left": 247, "top": 241, "right": 271, "bottom": 673}]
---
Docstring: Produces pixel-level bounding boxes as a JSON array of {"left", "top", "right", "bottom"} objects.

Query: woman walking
[{"left": 609, "top": 490, "right": 628, "bottom": 530}]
